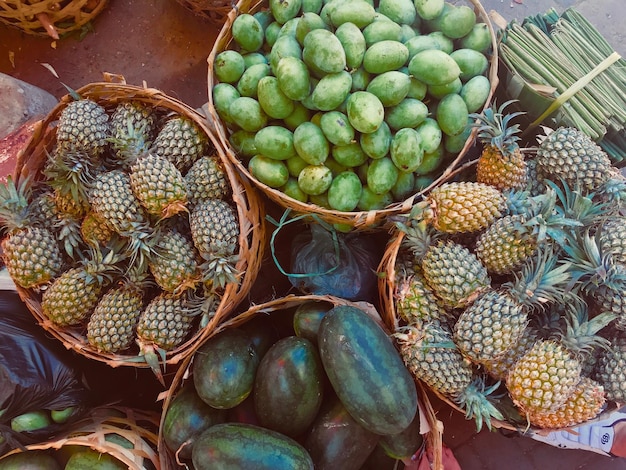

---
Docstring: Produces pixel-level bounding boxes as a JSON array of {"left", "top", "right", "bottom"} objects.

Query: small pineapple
[
  {"left": 395, "top": 322, "right": 504, "bottom": 431},
  {"left": 453, "top": 248, "right": 572, "bottom": 365},
  {"left": 506, "top": 307, "right": 614, "bottom": 417},
  {"left": 108, "top": 100, "right": 158, "bottom": 163},
  {"left": 80, "top": 210, "right": 116, "bottom": 247},
  {"left": 483, "top": 326, "right": 540, "bottom": 382},
  {"left": 395, "top": 272, "right": 450, "bottom": 328},
  {"left": 87, "top": 268, "right": 153, "bottom": 353},
  {"left": 410, "top": 182, "right": 506, "bottom": 234},
  {"left": 471, "top": 100, "right": 527, "bottom": 192},
  {"left": 0, "top": 177, "right": 63, "bottom": 288},
  {"left": 598, "top": 216, "right": 626, "bottom": 265},
  {"left": 398, "top": 220, "right": 490, "bottom": 310},
  {"left": 148, "top": 228, "right": 201, "bottom": 294},
  {"left": 184, "top": 154, "right": 230, "bottom": 209},
  {"left": 55, "top": 98, "right": 110, "bottom": 160},
  {"left": 41, "top": 247, "right": 121, "bottom": 326},
  {"left": 535, "top": 127, "right": 613, "bottom": 193},
  {"left": 190, "top": 199, "right": 240, "bottom": 291},
  {"left": 152, "top": 115, "right": 209, "bottom": 173},
  {"left": 593, "top": 335, "right": 626, "bottom": 403},
  {"left": 527, "top": 377, "right": 605, "bottom": 429}
]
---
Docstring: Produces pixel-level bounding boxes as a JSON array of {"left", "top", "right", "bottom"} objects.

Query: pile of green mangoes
[
  {"left": 212, "top": 0, "right": 493, "bottom": 212},
  {"left": 162, "top": 302, "right": 422, "bottom": 469}
]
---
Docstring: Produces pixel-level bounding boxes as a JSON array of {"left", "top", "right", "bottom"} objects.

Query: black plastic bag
[
  {"left": 0, "top": 290, "right": 89, "bottom": 452},
  {"left": 269, "top": 212, "right": 381, "bottom": 302}
]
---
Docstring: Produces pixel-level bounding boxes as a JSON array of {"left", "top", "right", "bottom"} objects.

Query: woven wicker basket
[
  {"left": 174, "top": 0, "right": 236, "bottom": 26},
  {"left": 377, "top": 227, "right": 621, "bottom": 437},
  {"left": 10, "top": 74, "right": 266, "bottom": 379},
  {"left": 0, "top": 0, "right": 108, "bottom": 39},
  {"left": 0, "top": 406, "right": 160, "bottom": 469},
  {"left": 206, "top": 0, "right": 499, "bottom": 231},
  {"left": 158, "top": 293, "right": 443, "bottom": 469}
]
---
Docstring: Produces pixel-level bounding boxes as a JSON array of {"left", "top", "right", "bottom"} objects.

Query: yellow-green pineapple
[
  {"left": 471, "top": 100, "right": 527, "bottom": 192},
  {"left": 536, "top": 127, "right": 613, "bottom": 193},
  {"left": 593, "top": 334, "right": 626, "bottom": 403},
  {"left": 184, "top": 154, "right": 230, "bottom": 210},
  {"left": 152, "top": 115, "right": 209, "bottom": 173},
  {"left": 0, "top": 177, "right": 63, "bottom": 288},
  {"left": 56, "top": 98, "right": 110, "bottom": 160},
  {"left": 148, "top": 228, "right": 201, "bottom": 294},
  {"left": 108, "top": 100, "right": 158, "bottom": 163}
]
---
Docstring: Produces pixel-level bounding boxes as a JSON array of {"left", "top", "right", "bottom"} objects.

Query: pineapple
[
  {"left": 398, "top": 221, "right": 491, "bottom": 309},
  {"left": 524, "top": 157, "right": 547, "bottom": 197},
  {"left": 55, "top": 98, "right": 110, "bottom": 159},
  {"left": 189, "top": 198, "right": 240, "bottom": 291},
  {"left": 41, "top": 247, "right": 121, "bottom": 326},
  {"left": 598, "top": 216, "right": 626, "bottom": 265},
  {"left": 0, "top": 177, "right": 63, "bottom": 288},
  {"left": 483, "top": 326, "right": 540, "bottom": 382},
  {"left": 593, "top": 335, "right": 626, "bottom": 403},
  {"left": 535, "top": 127, "right": 613, "bottom": 193},
  {"left": 80, "top": 210, "right": 116, "bottom": 247},
  {"left": 184, "top": 154, "right": 230, "bottom": 209},
  {"left": 395, "top": 322, "right": 504, "bottom": 431},
  {"left": 395, "top": 272, "right": 450, "bottom": 328},
  {"left": 87, "top": 268, "right": 152, "bottom": 353},
  {"left": 151, "top": 115, "right": 209, "bottom": 173},
  {"left": 148, "top": 228, "right": 201, "bottom": 294},
  {"left": 108, "top": 100, "right": 158, "bottom": 163},
  {"left": 506, "top": 307, "right": 614, "bottom": 418},
  {"left": 527, "top": 377, "right": 605, "bottom": 429},
  {"left": 453, "top": 248, "right": 572, "bottom": 365},
  {"left": 471, "top": 100, "right": 527, "bottom": 192},
  {"left": 410, "top": 182, "right": 506, "bottom": 234}
]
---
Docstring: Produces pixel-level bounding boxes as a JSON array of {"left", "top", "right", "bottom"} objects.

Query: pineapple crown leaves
[
  {"left": 107, "top": 119, "right": 153, "bottom": 163},
  {"left": 135, "top": 339, "right": 167, "bottom": 386},
  {"left": 558, "top": 302, "right": 615, "bottom": 357},
  {"left": 200, "top": 252, "right": 240, "bottom": 294},
  {"left": 43, "top": 147, "right": 95, "bottom": 206},
  {"left": 501, "top": 246, "right": 573, "bottom": 309},
  {"left": 0, "top": 175, "right": 33, "bottom": 230},
  {"left": 547, "top": 178, "right": 612, "bottom": 229},
  {"left": 393, "top": 323, "right": 459, "bottom": 351},
  {"left": 453, "top": 377, "right": 505, "bottom": 432},
  {"left": 470, "top": 99, "right": 525, "bottom": 155},
  {"left": 394, "top": 218, "right": 441, "bottom": 262}
]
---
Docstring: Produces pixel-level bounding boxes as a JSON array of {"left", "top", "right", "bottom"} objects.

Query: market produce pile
[
  {"left": 211, "top": 0, "right": 494, "bottom": 213},
  {"left": 388, "top": 98, "right": 626, "bottom": 431},
  {"left": 0, "top": 95, "right": 243, "bottom": 379}
]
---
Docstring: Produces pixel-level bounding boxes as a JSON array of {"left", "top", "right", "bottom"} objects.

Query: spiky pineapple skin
[
  {"left": 88, "top": 170, "right": 147, "bottom": 234},
  {"left": 536, "top": 127, "right": 612, "bottom": 192},
  {"left": 421, "top": 240, "right": 491, "bottom": 309},
  {"left": 152, "top": 116, "right": 208, "bottom": 173},
  {"left": 598, "top": 217, "right": 626, "bottom": 265},
  {"left": 129, "top": 153, "right": 188, "bottom": 219},
  {"left": 483, "top": 326, "right": 539, "bottom": 382},
  {"left": 149, "top": 229, "right": 200, "bottom": 294},
  {"left": 190, "top": 199, "right": 239, "bottom": 257},
  {"left": 474, "top": 214, "right": 537, "bottom": 275},
  {"left": 477, "top": 145, "right": 527, "bottom": 192},
  {"left": 526, "top": 377, "right": 605, "bottom": 429},
  {"left": 184, "top": 155, "right": 230, "bottom": 209},
  {"left": 109, "top": 100, "right": 158, "bottom": 161},
  {"left": 56, "top": 99, "right": 110, "bottom": 159},
  {"left": 506, "top": 339, "right": 582, "bottom": 415},
  {"left": 1, "top": 227, "right": 63, "bottom": 289},
  {"left": 41, "top": 267, "right": 106, "bottom": 326},
  {"left": 427, "top": 182, "right": 506, "bottom": 233},
  {"left": 136, "top": 292, "right": 196, "bottom": 351},
  {"left": 453, "top": 289, "right": 528, "bottom": 364},
  {"left": 396, "top": 324, "right": 474, "bottom": 397},
  {"left": 395, "top": 273, "right": 449, "bottom": 327},
  {"left": 594, "top": 337, "right": 626, "bottom": 402},
  {"left": 87, "top": 284, "right": 144, "bottom": 353},
  {"left": 81, "top": 211, "right": 116, "bottom": 247}
]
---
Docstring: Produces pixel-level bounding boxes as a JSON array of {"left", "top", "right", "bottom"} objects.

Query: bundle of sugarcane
[{"left": 499, "top": 8, "right": 626, "bottom": 166}]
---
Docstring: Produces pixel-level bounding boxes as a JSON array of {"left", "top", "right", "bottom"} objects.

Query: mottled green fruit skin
[
  {"left": 318, "top": 305, "right": 418, "bottom": 435},
  {"left": 293, "top": 301, "right": 334, "bottom": 344},
  {"left": 379, "top": 409, "right": 423, "bottom": 459},
  {"left": 0, "top": 451, "right": 61, "bottom": 470},
  {"left": 304, "top": 397, "right": 380, "bottom": 470},
  {"left": 192, "top": 423, "right": 314, "bottom": 470},
  {"left": 163, "top": 384, "right": 227, "bottom": 459},
  {"left": 327, "top": 171, "right": 363, "bottom": 211},
  {"left": 192, "top": 329, "right": 260, "bottom": 409},
  {"left": 254, "top": 336, "right": 325, "bottom": 437},
  {"left": 64, "top": 450, "right": 126, "bottom": 470}
]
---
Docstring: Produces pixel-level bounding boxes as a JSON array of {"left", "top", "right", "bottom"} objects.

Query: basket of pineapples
[
  {"left": 0, "top": 0, "right": 108, "bottom": 39},
  {"left": 0, "top": 406, "right": 160, "bottom": 469},
  {"left": 377, "top": 99, "right": 626, "bottom": 436},
  {"left": 1, "top": 74, "right": 266, "bottom": 385},
  {"left": 206, "top": 0, "right": 499, "bottom": 231},
  {"left": 158, "top": 293, "right": 441, "bottom": 469}
]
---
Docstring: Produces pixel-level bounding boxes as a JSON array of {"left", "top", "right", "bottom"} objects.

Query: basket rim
[
  {"left": 11, "top": 75, "right": 267, "bottom": 374},
  {"left": 206, "top": 0, "right": 500, "bottom": 230}
]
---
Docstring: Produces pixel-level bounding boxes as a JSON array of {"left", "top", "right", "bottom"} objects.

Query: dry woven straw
[
  {"left": 377, "top": 227, "right": 621, "bottom": 436},
  {"left": 0, "top": 0, "right": 108, "bottom": 38},
  {"left": 206, "top": 0, "right": 499, "bottom": 231},
  {"left": 0, "top": 406, "right": 160, "bottom": 469},
  {"left": 175, "top": 0, "right": 236, "bottom": 26},
  {"left": 158, "top": 293, "right": 441, "bottom": 469},
  {"left": 11, "top": 73, "right": 266, "bottom": 377}
]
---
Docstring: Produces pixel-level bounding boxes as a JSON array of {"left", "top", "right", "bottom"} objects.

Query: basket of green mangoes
[{"left": 207, "top": 0, "right": 498, "bottom": 230}]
